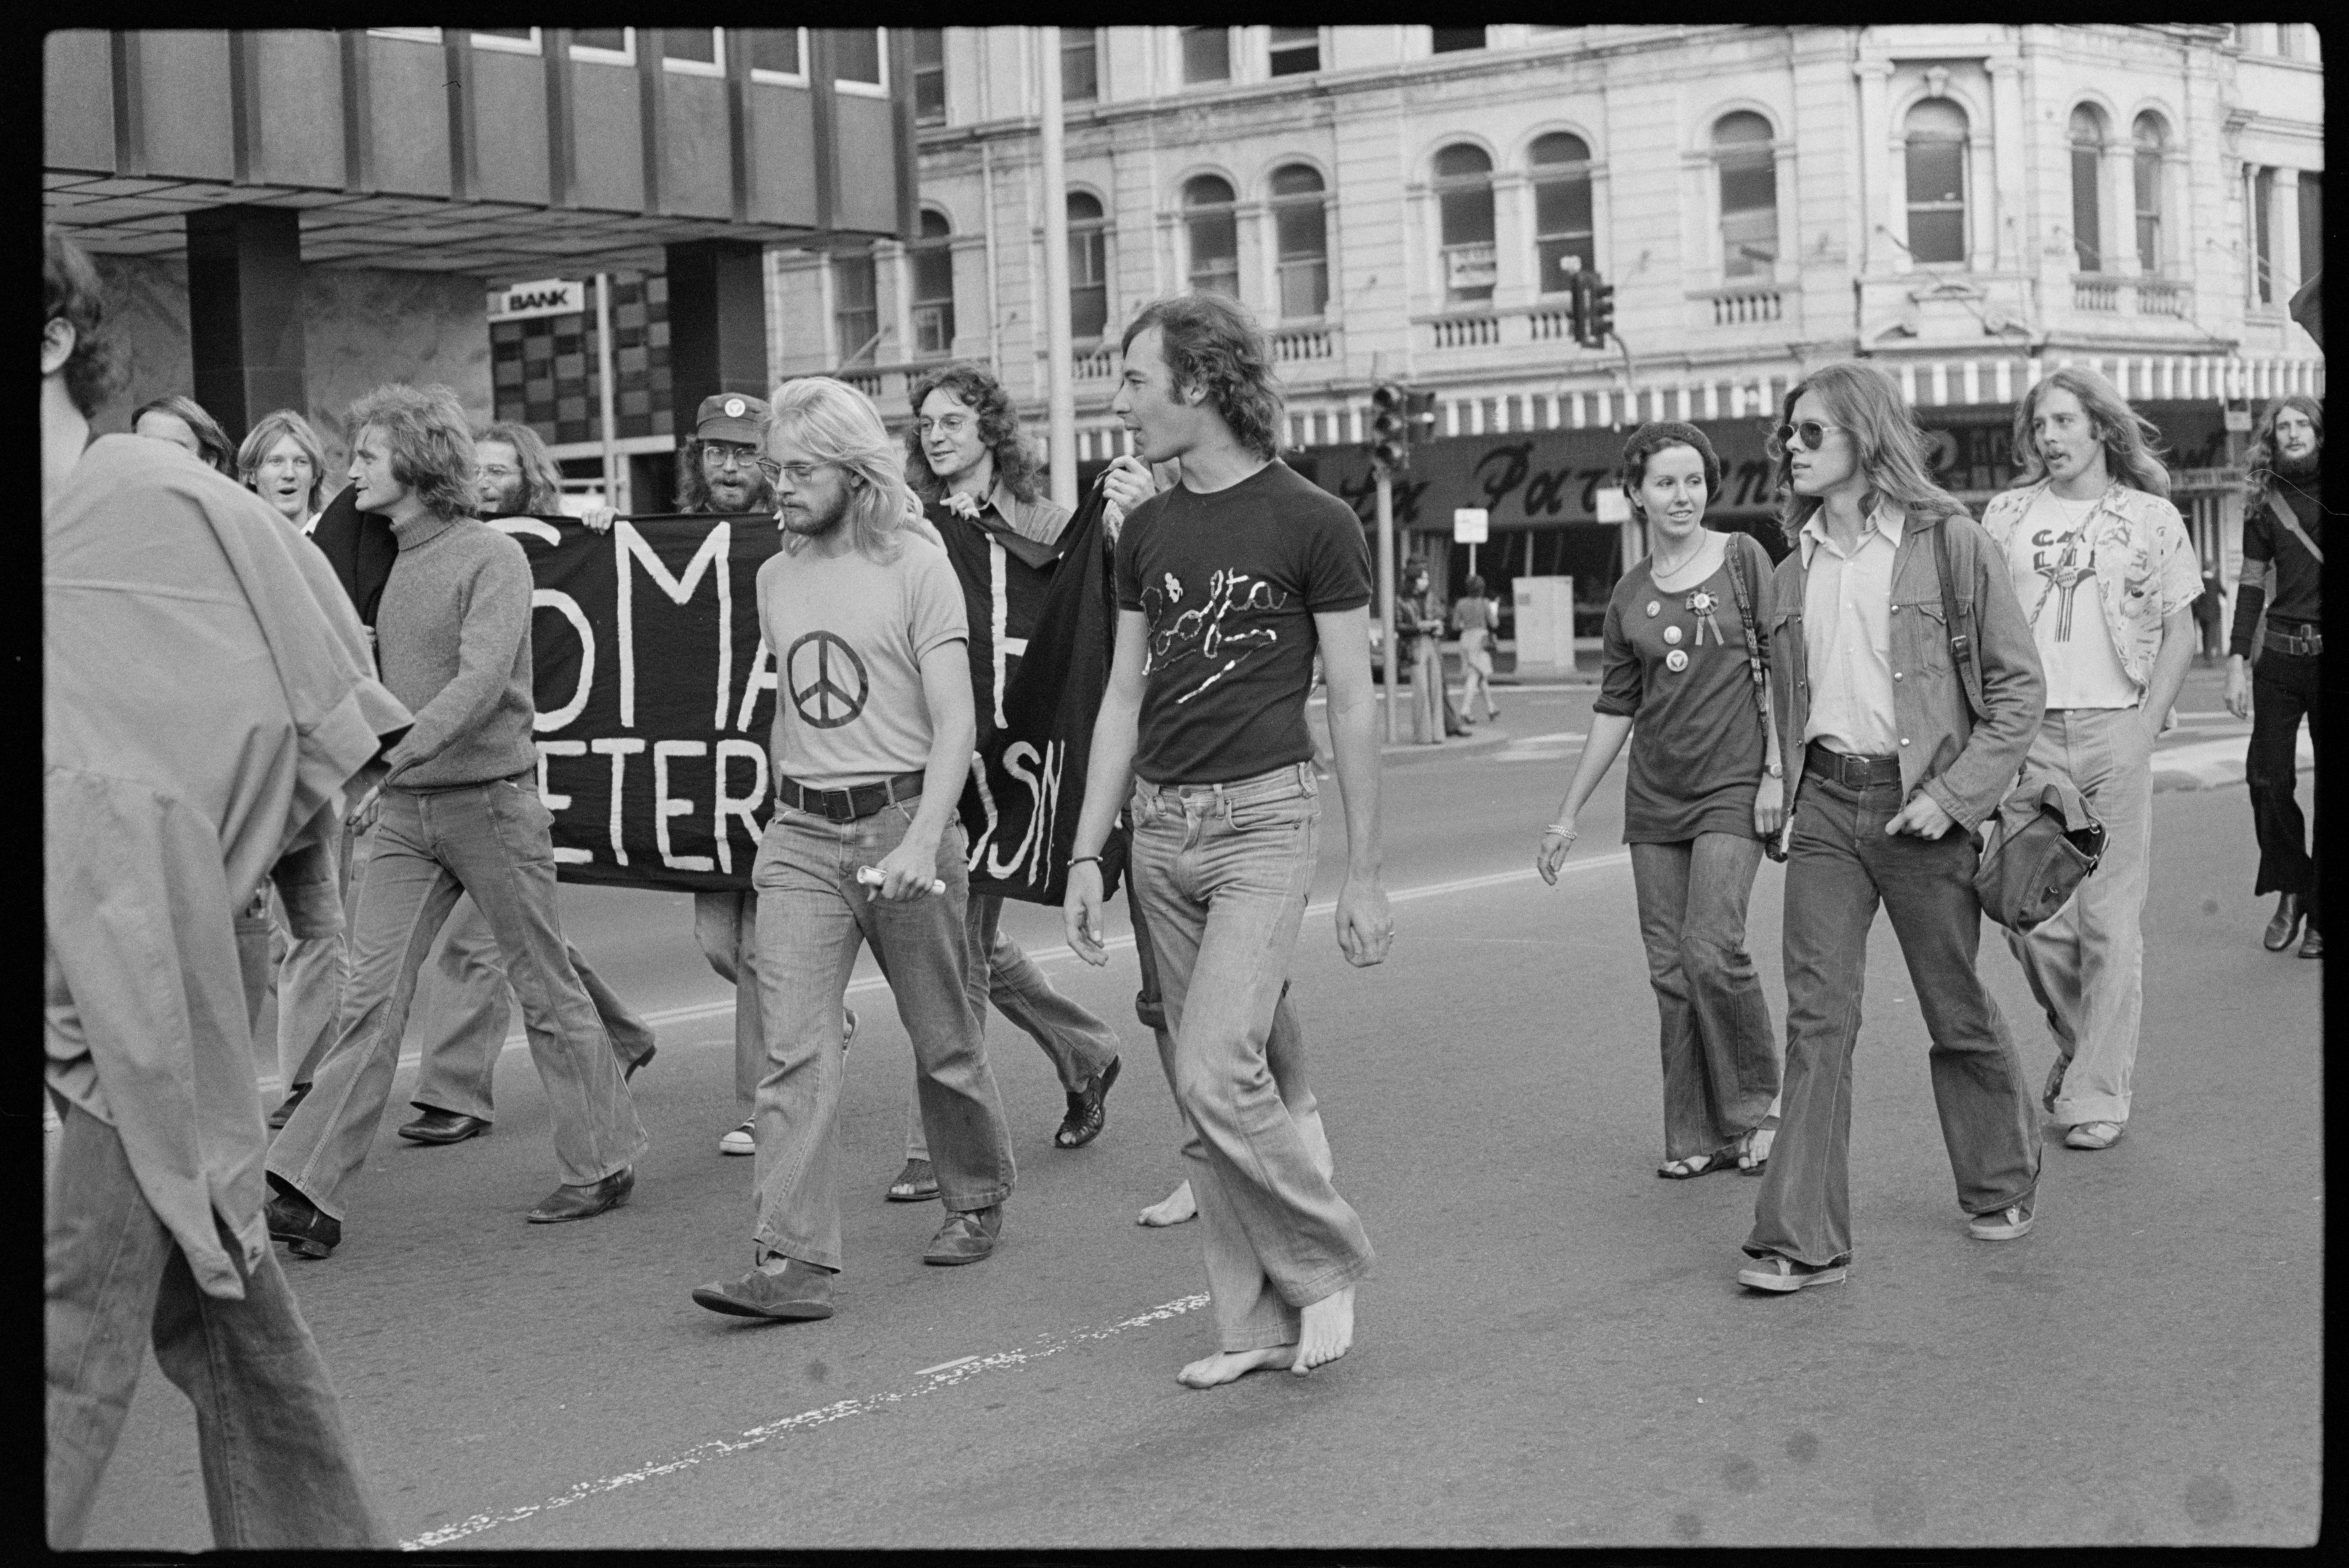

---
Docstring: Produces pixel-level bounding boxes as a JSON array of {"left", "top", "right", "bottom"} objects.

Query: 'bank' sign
[{"left": 487, "top": 278, "right": 586, "bottom": 323}]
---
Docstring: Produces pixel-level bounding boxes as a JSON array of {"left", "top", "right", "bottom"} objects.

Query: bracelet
[
  {"left": 1069, "top": 854, "right": 1103, "bottom": 868},
  {"left": 1544, "top": 823, "right": 1578, "bottom": 839}
]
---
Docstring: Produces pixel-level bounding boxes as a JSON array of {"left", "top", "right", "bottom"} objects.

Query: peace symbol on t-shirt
[{"left": 786, "top": 630, "right": 870, "bottom": 729}]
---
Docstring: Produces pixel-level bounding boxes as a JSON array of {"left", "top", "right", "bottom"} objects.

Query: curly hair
[
  {"left": 345, "top": 383, "right": 476, "bottom": 521},
  {"left": 674, "top": 438, "right": 778, "bottom": 514},
  {"left": 236, "top": 407, "right": 331, "bottom": 516},
  {"left": 2008, "top": 364, "right": 2172, "bottom": 501},
  {"left": 132, "top": 394, "right": 238, "bottom": 477},
  {"left": 901, "top": 361, "right": 1043, "bottom": 507},
  {"left": 766, "top": 377, "right": 931, "bottom": 563},
  {"left": 476, "top": 420, "right": 566, "bottom": 515},
  {"left": 1619, "top": 420, "right": 1721, "bottom": 518},
  {"left": 2245, "top": 392, "right": 2324, "bottom": 486},
  {"left": 43, "top": 232, "right": 125, "bottom": 418},
  {"left": 1120, "top": 293, "right": 1285, "bottom": 460},
  {"left": 1768, "top": 360, "right": 1970, "bottom": 546}
]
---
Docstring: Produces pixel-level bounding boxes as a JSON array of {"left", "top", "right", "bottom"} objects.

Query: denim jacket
[
  {"left": 1767, "top": 505, "right": 2046, "bottom": 835},
  {"left": 1978, "top": 479, "right": 2201, "bottom": 696}
]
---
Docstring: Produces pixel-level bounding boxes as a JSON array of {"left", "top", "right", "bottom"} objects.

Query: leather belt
[
  {"left": 776, "top": 769, "right": 925, "bottom": 823},
  {"left": 1806, "top": 742, "right": 1903, "bottom": 789},
  {"left": 2264, "top": 623, "right": 2323, "bottom": 658}
]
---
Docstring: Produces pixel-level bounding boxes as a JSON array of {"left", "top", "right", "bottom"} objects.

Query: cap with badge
[{"left": 695, "top": 393, "right": 769, "bottom": 445}]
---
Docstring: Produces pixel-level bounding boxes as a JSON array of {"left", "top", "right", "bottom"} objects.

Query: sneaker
[
  {"left": 691, "top": 1257, "right": 835, "bottom": 1320},
  {"left": 1967, "top": 1197, "right": 2036, "bottom": 1241},
  {"left": 718, "top": 1119, "right": 756, "bottom": 1156},
  {"left": 1736, "top": 1253, "right": 1847, "bottom": 1293}
]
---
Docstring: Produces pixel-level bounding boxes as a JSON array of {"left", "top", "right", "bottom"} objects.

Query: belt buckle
[{"left": 825, "top": 789, "right": 858, "bottom": 824}]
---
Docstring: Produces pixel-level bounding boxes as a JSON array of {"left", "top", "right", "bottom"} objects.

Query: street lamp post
[{"left": 1038, "top": 30, "right": 1077, "bottom": 513}]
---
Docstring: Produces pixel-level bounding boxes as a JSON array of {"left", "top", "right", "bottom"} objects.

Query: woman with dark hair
[
  {"left": 133, "top": 394, "right": 237, "bottom": 477},
  {"left": 2226, "top": 392, "right": 2324, "bottom": 958},
  {"left": 1538, "top": 422, "right": 1784, "bottom": 1178},
  {"left": 1450, "top": 573, "right": 1501, "bottom": 723}
]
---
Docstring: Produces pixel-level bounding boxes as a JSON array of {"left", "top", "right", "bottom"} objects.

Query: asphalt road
[{"left": 70, "top": 667, "right": 2321, "bottom": 1549}]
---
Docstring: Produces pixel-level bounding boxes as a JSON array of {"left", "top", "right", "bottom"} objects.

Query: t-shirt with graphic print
[
  {"left": 754, "top": 529, "right": 968, "bottom": 789},
  {"left": 1114, "top": 459, "right": 1371, "bottom": 785},
  {"left": 2003, "top": 489, "right": 2136, "bottom": 709}
]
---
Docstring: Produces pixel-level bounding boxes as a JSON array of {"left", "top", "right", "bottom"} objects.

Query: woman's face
[
  {"left": 135, "top": 409, "right": 203, "bottom": 460},
  {"left": 252, "top": 432, "right": 316, "bottom": 521},
  {"left": 1635, "top": 443, "right": 1708, "bottom": 540}
]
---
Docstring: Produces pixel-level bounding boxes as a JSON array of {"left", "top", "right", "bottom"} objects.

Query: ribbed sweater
[{"left": 376, "top": 512, "right": 539, "bottom": 787}]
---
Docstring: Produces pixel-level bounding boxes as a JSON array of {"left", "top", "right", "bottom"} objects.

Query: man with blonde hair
[{"left": 691, "top": 377, "right": 1014, "bottom": 1321}]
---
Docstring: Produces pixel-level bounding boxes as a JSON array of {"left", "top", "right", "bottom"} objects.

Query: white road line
[{"left": 400, "top": 1293, "right": 1213, "bottom": 1549}]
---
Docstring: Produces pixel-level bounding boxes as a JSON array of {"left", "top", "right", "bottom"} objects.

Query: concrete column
[
  {"left": 665, "top": 238, "right": 771, "bottom": 414},
  {"left": 1853, "top": 62, "right": 1892, "bottom": 276},
  {"left": 185, "top": 204, "right": 305, "bottom": 443},
  {"left": 1986, "top": 60, "right": 2025, "bottom": 272},
  {"left": 2269, "top": 166, "right": 2302, "bottom": 303}
]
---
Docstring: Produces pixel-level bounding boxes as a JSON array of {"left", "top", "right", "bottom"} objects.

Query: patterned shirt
[{"left": 1980, "top": 479, "right": 2200, "bottom": 697}]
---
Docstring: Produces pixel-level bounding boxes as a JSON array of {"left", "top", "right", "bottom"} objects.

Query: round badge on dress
[
  {"left": 1645, "top": 600, "right": 1661, "bottom": 618},
  {"left": 1664, "top": 625, "right": 1683, "bottom": 646},
  {"left": 723, "top": 396, "right": 747, "bottom": 418},
  {"left": 1665, "top": 649, "right": 1689, "bottom": 673}
]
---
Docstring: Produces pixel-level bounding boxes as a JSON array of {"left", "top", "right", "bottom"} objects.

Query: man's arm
[
  {"left": 1314, "top": 604, "right": 1392, "bottom": 968},
  {"left": 1913, "top": 517, "right": 2045, "bottom": 832},
  {"left": 2139, "top": 607, "right": 2196, "bottom": 741},
  {"left": 871, "top": 637, "right": 979, "bottom": 901},
  {"left": 1063, "top": 609, "right": 1150, "bottom": 962},
  {"left": 381, "top": 545, "right": 531, "bottom": 779}
]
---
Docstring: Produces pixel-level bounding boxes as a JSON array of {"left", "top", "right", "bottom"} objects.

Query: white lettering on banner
[
  {"left": 737, "top": 636, "right": 777, "bottom": 732},
  {"left": 982, "top": 740, "right": 1062, "bottom": 886},
  {"left": 985, "top": 540, "right": 1029, "bottom": 730},
  {"left": 964, "top": 752, "right": 1003, "bottom": 870},
  {"left": 531, "top": 591, "right": 597, "bottom": 731},
  {"left": 615, "top": 521, "right": 731, "bottom": 730},
  {"left": 590, "top": 737, "right": 646, "bottom": 865},
  {"left": 653, "top": 740, "right": 716, "bottom": 872},
  {"left": 712, "top": 738, "right": 770, "bottom": 875},
  {"left": 534, "top": 740, "right": 593, "bottom": 864}
]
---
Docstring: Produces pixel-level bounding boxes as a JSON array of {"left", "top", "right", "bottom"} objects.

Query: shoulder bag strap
[
  {"left": 1935, "top": 515, "right": 1985, "bottom": 723},
  {"left": 1722, "top": 533, "right": 1769, "bottom": 729},
  {"left": 2263, "top": 480, "right": 2326, "bottom": 565}
]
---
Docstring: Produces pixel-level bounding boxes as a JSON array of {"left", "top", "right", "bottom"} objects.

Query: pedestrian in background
[
  {"left": 1738, "top": 360, "right": 2046, "bottom": 1294},
  {"left": 1397, "top": 560, "right": 1448, "bottom": 744},
  {"left": 1538, "top": 422, "right": 1783, "bottom": 1179},
  {"left": 1451, "top": 572, "right": 1502, "bottom": 724},
  {"left": 2193, "top": 569, "right": 2223, "bottom": 663},
  {"left": 2225, "top": 393, "right": 2324, "bottom": 960},
  {"left": 132, "top": 392, "right": 238, "bottom": 476},
  {"left": 1981, "top": 367, "right": 2200, "bottom": 1153},
  {"left": 237, "top": 407, "right": 331, "bottom": 534}
]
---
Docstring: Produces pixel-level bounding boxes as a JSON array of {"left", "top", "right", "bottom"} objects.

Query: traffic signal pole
[{"left": 1376, "top": 466, "right": 1398, "bottom": 743}]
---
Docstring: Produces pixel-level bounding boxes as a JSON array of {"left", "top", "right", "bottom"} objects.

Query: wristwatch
[{"left": 1764, "top": 760, "right": 1784, "bottom": 777}]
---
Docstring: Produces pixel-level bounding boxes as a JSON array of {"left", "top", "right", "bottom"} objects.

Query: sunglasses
[{"left": 1775, "top": 420, "right": 1845, "bottom": 452}]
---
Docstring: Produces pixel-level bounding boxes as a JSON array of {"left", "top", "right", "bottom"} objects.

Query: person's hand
[
  {"left": 1753, "top": 772, "right": 1787, "bottom": 839},
  {"left": 1886, "top": 791, "right": 1957, "bottom": 839},
  {"left": 1063, "top": 860, "right": 1108, "bottom": 966},
  {"left": 870, "top": 831, "right": 942, "bottom": 901},
  {"left": 2224, "top": 657, "right": 2251, "bottom": 720},
  {"left": 1100, "top": 455, "right": 1155, "bottom": 519},
  {"left": 580, "top": 504, "right": 618, "bottom": 535},
  {"left": 1334, "top": 874, "right": 1393, "bottom": 967},
  {"left": 1536, "top": 822, "right": 1578, "bottom": 884}
]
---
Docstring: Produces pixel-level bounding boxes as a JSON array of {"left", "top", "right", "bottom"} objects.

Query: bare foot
[
  {"left": 1293, "top": 1284, "right": 1355, "bottom": 1375},
  {"left": 1176, "top": 1345, "right": 1295, "bottom": 1388},
  {"left": 1137, "top": 1180, "right": 1197, "bottom": 1227}
]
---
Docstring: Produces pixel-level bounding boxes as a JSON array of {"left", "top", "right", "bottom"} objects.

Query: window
[
  {"left": 2132, "top": 113, "right": 2166, "bottom": 275},
  {"left": 367, "top": 27, "right": 442, "bottom": 44},
  {"left": 912, "top": 29, "right": 944, "bottom": 124},
  {"left": 1062, "top": 28, "right": 1100, "bottom": 103},
  {"left": 1183, "top": 175, "right": 1239, "bottom": 297},
  {"left": 831, "top": 29, "right": 885, "bottom": 93},
  {"left": 833, "top": 249, "right": 879, "bottom": 365},
  {"left": 2298, "top": 171, "right": 2323, "bottom": 300},
  {"left": 1433, "top": 143, "right": 1496, "bottom": 306},
  {"left": 1430, "top": 28, "right": 1486, "bottom": 54},
  {"left": 747, "top": 29, "right": 805, "bottom": 81},
  {"left": 1068, "top": 192, "right": 1109, "bottom": 339},
  {"left": 2253, "top": 166, "right": 2275, "bottom": 304},
  {"left": 1903, "top": 98, "right": 1970, "bottom": 266},
  {"left": 470, "top": 29, "right": 539, "bottom": 54},
  {"left": 1270, "top": 27, "right": 1320, "bottom": 77},
  {"left": 2068, "top": 106, "right": 2106, "bottom": 272},
  {"left": 1713, "top": 112, "right": 1779, "bottom": 278},
  {"left": 909, "top": 211, "right": 955, "bottom": 358},
  {"left": 1530, "top": 132, "right": 1595, "bottom": 293},
  {"left": 1182, "top": 27, "right": 1231, "bottom": 85},
  {"left": 662, "top": 29, "right": 721, "bottom": 74},
  {"left": 571, "top": 29, "right": 634, "bottom": 64},
  {"left": 1270, "top": 164, "right": 1328, "bottom": 319}
]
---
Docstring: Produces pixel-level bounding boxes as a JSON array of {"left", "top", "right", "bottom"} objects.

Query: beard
[
  {"left": 481, "top": 477, "right": 528, "bottom": 517},
  {"left": 780, "top": 494, "right": 852, "bottom": 540},
  {"left": 2275, "top": 446, "right": 2320, "bottom": 481}
]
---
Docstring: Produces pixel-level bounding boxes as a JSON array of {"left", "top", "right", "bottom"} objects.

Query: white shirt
[
  {"left": 1799, "top": 502, "right": 1904, "bottom": 756},
  {"left": 1998, "top": 487, "right": 2157, "bottom": 710}
]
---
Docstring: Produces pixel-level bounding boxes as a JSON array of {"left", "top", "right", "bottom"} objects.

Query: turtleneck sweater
[
  {"left": 375, "top": 511, "right": 541, "bottom": 787},
  {"left": 2229, "top": 457, "right": 2324, "bottom": 656}
]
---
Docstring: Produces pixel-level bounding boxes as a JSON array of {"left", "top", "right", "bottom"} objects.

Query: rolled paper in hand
[{"left": 856, "top": 865, "right": 946, "bottom": 896}]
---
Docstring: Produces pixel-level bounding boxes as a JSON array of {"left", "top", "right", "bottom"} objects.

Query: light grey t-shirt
[{"left": 755, "top": 530, "right": 968, "bottom": 788}]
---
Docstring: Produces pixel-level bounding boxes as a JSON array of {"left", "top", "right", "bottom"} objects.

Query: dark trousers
[{"left": 2247, "top": 648, "right": 2320, "bottom": 927}]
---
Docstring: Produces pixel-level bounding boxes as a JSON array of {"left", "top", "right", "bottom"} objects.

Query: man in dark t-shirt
[{"left": 1063, "top": 293, "right": 1390, "bottom": 1389}]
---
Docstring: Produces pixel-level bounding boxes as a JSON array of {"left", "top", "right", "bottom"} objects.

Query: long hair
[
  {"left": 674, "top": 438, "right": 778, "bottom": 513},
  {"left": 2245, "top": 392, "right": 2324, "bottom": 486},
  {"left": 236, "top": 408, "right": 330, "bottom": 516},
  {"left": 1620, "top": 420, "right": 1721, "bottom": 519},
  {"left": 477, "top": 420, "right": 566, "bottom": 514},
  {"left": 43, "top": 232, "right": 124, "bottom": 417},
  {"left": 2007, "top": 364, "right": 2172, "bottom": 501},
  {"left": 1768, "top": 360, "right": 1970, "bottom": 545},
  {"left": 766, "top": 377, "right": 931, "bottom": 562},
  {"left": 346, "top": 383, "right": 476, "bottom": 521},
  {"left": 132, "top": 394, "right": 237, "bottom": 477},
  {"left": 902, "top": 361, "right": 1044, "bottom": 507},
  {"left": 1120, "top": 293, "right": 1284, "bottom": 460}
]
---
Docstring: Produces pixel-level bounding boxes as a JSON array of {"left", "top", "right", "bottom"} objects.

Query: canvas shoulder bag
[{"left": 1721, "top": 532, "right": 1787, "bottom": 863}]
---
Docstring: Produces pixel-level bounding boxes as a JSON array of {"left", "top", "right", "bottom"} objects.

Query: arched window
[
  {"left": 1433, "top": 143, "right": 1495, "bottom": 305},
  {"left": 1530, "top": 132, "right": 1594, "bottom": 294},
  {"left": 1713, "top": 112, "right": 1777, "bottom": 278},
  {"left": 1269, "top": 164, "right": 1328, "bottom": 319},
  {"left": 833, "top": 246, "right": 879, "bottom": 365},
  {"left": 908, "top": 210, "right": 955, "bottom": 358},
  {"left": 1903, "top": 98, "right": 1970, "bottom": 266},
  {"left": 2068, "top": 106, "right": 2106, "bottom": 272},
  {"left": 2133, "top": 113, "right": 2168, "bottom": 275},
  {"left": 1067, "top": 192, "right": 1108, "bottom": 340},
  {"left": 1183, "top": 175, "right": 1239, "bottom": 298}
]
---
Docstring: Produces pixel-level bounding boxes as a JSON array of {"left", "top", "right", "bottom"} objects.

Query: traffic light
[
  {"left": 1369, "top": 381, "right": 1408, "bottom": 472},
  {"left": 1566, "top": 269, "right": 1591, "bottom": 343},
  {"left": 1404, "top": 388, "right": 1438, "bottom": 441},
  {"left": 1581, "top": 276, "right": 1616, "bottom": 349}
]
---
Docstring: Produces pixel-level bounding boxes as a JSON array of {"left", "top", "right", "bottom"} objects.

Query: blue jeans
[
  {"left": 1629, "top": 833, "right": 1779, "bottom": 1161},
  {"left": 694, "top": 890, "right": 766, "bottom": 1115},
  {"left": 47, "top": 1102, "right": 387, "bottom": 1548},
  {"left": 268, "top": 779, "right": 649, "bottom": 1220},
  {"left": 1130, "top": 763, "right": 1375, "bottom": 1352},
  {"left": 749, "top": 801, "right": 1015, "bottom": 1271},
  {"left": 1746, "top": 771, "right": 2041, "bottom": 1268},
  {"left": 273, "top": 815, "right": 361, "bottom": 1091}
]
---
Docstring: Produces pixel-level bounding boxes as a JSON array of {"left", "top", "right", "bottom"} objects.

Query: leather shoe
[
  {"left": 691, "top": 1257, "right": 835, "bottom": 1320},
  {"left": 526, "top": 1166, "right": 634, "bottom": 1223},
  {"left": 265, "top": 1187, "right": 341, "bottom": 1259},
  {"left": 2264, "top": 893, "right": 2304, "bottom": 952},
  {"left": 397, "top": 1108, "right": 492, "bottom": 1144},
  {"left": 2299, "top": 924, "right": 2324, "bottom": 960},
  {"left": 1055, "top": 1055, "right": 1122, "bottom": 1149},
  {"left": 624, "top": 1044, "right": 655, "bottom": 1082},
  {"left": 268, "top": 1082, "right": 311, "bottom": 1131},
  {"left": 924, "top": 1205, "right": 1001, "bottom": 1266}
]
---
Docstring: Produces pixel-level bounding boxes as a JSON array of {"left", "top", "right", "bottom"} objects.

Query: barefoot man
[{"left": 1064, "top": 293, "right": 1389, "bottom": 1385}]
